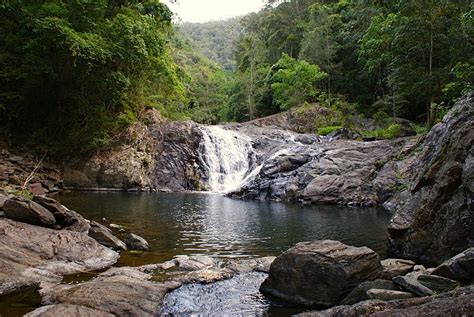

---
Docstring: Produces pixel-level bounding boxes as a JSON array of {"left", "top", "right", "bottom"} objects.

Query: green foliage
[
  {"left": 269, "top": 54, "right": 327, "bottom": 110},
  {"left": 317, "top": 125, "right": 343, "bottom": 136},
  {"left": 364, "top": 124, "right": 404, "bottom": 139},
  {"left": 0, "top": 0, "right": 184, "bottom": 155}
]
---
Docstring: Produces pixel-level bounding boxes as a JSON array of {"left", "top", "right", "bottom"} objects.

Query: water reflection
[{"left": 58, "top": 192, "right": 390, "bottom": 266}]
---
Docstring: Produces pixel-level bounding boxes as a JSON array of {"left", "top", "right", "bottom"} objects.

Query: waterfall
[{"left": 198, "top": 126, "right": 255, "bottom": 193}]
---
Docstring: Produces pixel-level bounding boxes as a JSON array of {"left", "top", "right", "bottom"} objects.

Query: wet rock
[
  {"left": 295, "top": 134, "right": 320, "bottom": 144},
  {"left": 298, "top": 286, "right": 474, "bottom": 317},
  {"left": 33, "top": 196, "right": 80, "bottom": 228},
  {"left": 341, "top": 279, "right": 399, "bottom": 305},
  {"left": 40, "top": 268, "right": 181, "bottom": 317},
  {"left": 392, "top": 276, "right": 434, "bottom": 297},
  {"left": 224, "top": 256, "right": 276, "bottom": 273},
  {"left": 3, "top": 197, "right": 56, "bottom": 228},
  {"left": 0, "top": 218, "right": 118, "bottom": 295},
  {"left": 88, "top": 221, "right": 127, "bottom": 251},
  {"left": 432, "top": 248, "right": 474, "bottom": 283},
  {"left": 417, "top": 274, "right": 459, "bottom": 293},
  {"left": 176, "top": 255, "right": 214, "bottom": 271},
  {"left": 366, "top": 288, "right": 415, "bottom": 301},
  {"left": 124, "top": 233, "right": 150, "bottom": 251},
  {"left": 109, "top": 223, "right": 124, "bottom": 231},
  {"left": 25, "top": 304, "right": 114, "bottom": 317},
  {"left": 380, "top": 258, "right": 416, "bottom": 279},
  {"left": 260, "top": 240, "right": 383, "bottom": 306},
  {"left": 387, "top": 94, "right": 474, "bottom": 265}
]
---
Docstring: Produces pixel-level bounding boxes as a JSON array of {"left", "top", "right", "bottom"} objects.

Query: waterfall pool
[{"left": 1, "top": 192, "right": 391, "bottom": 316}]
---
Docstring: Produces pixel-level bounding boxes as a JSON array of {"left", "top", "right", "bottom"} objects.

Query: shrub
[{"left": 318, "top": 125, "right": 343, "bottom": 136}]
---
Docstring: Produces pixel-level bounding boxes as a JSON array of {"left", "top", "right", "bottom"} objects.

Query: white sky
[{"left": 162, "top": 0, "right": 265, "bottom": 23}]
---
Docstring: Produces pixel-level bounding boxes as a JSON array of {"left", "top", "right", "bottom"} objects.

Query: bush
[
  {"left": 364, "top": 124, "right": 404, "bottom": 139},
  {"left": 317, "top": 125, "right": 343, "bottom": 136}
]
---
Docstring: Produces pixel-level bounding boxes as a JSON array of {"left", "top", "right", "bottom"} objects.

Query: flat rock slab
[
  {"left": 176, "top": 255, "right": 215, "bottom": 271},
  {"left": 380, "top": 258, "right": 415, "bottom": 279},
  {"left": 0, "top": 219, "right": 118, "bottom": 295},
  {"left": 260, "top": 240, "right": 382, "bottom": 306},
  {"left": 417, "top": 274, "right": 459, "bottom": 293},
  {"left": 393, "top": 276, "right": 434, "bottom": 297},
  {"left": 25, "top": 304, "right": 114, "bottom": 317},
  {"left": 366, "top": 288, "right": 415, "bottom": 301},
  {"left": 41, "top": 269, "right": 182, "bottom": 317}
]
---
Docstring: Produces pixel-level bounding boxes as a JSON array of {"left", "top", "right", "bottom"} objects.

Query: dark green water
[{"left": 0, "top": 192, "right": 391, "bottom": 316}]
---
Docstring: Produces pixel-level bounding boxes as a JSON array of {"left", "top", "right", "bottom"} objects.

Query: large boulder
[
  {"left": 387, "top": 94, "right": 474, "bottom": 265},
  {"left": 260, "top": 240, "right": 383, "bottom": 307},
  {"left": 3, "top": 197, "right": 56, "bottom": 228},
  {"left": 0, "top": 218, "right": 118, "bottom": 295},
  {"left": 432, "top": 247, "right": 474, "bottom": 283}
]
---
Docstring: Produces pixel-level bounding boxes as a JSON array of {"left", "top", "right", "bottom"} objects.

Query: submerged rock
[
  {"left": 124, "top": 233, "right": 150, "bottom": 251},
  {"left": 3, "top": 197, "right": 56, "bottom": 228},
  {"left": 387, "top": 94, "right": 474, "bottom": 265},
  {"left": 260, "top": 240, "right": 382, "bottom": 307}
]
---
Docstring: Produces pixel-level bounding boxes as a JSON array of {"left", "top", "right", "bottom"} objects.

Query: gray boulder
[
  {"left": 260, "top": 240, "right": 383, "bottom": 307},
  {"left": 432, "top": 247, "right": 474, "bottom": 283},
  {"left": 3, "top": 197, "right": 56, "bottom": 228},
  {"left": 88, "top": 221, "right": 127, "bottom": 251},
  {"left": 124, "top": 233, "right": 150, "bottom": 251},
  {"left": 33, "top": 196, "right": 80, "bottom": 228}
]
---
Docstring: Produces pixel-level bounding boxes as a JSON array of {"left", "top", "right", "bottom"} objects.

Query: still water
[{"left": 58, "top": 192, "right": 391, "bottom": 266}]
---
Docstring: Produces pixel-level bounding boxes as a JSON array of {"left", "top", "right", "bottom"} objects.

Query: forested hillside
[
  {"left": 178, "top": 18, "right": 243, "bottom": 71},
  {"left": 0, "top": 0, "right": 472, "bottom": 155}
]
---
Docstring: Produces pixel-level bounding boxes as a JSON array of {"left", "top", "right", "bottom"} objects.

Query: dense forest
[{"left": 0, "top": 0, "right": 472, "bottom": 155}]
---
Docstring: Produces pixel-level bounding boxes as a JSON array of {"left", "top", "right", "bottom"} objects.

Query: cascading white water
[{"left": 198, "top": 126, "right": 255, "bottom": 193}]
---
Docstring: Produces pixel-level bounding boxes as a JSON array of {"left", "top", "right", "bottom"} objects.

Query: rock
[
  {"left": 63, "top": 210, "right": 90, "bottom": 233},
  {"left": 3, "top": 197, "right": 56, "bottom": 228},
  {"left": 432, "top": 248, "right": 474, "bottom": 283},
  {"left": 297, "top": 285, "right": 474, "bottom": 317},
  {"left": 0, "top": 193, "right": 8, "bottom": 209},
  {"left": 25, "top": 304, "right": 114, "bottom": 317},
  {"left": 405, "top": 265, "right": 430, "bottom": 280},
  {"left": 295, "top": 134, "right": 319, "bottom": 144},
  {"left": 109, "top": 223, "right": 124, "bottom": 230},
  {"left": 33, "top": 196, "right": 80, "bottom": 228},
  {"left": 260, "top": 240, "right": 383, "bottom": 306},
  {"left": 417, "top": 274, "right": 459, "bottom": 293},
  {"left": 88, "top": 221, "right": 127, "bottom": 251},
  {"left": 8, "top": 155, "right": 24, "bottom": 163},
  {"left": 380, "top": 258, "right": 415, "bottom": 279},
  {"left": 387, "top": 94, "right": 474, "bottom": 265},
  {"left": 40, "top": 268, "right": 181, "bottom": 317},
  {"left": 392, "top": 276, "right": 434, "bottom": 297},
  {"left": 0, "top": 218, "right": 118, "bottom": 295},
  {"left": 176, "top": 255, "right": 215, "bottom": 271},
  {"left": 327, "top": 128, "right": 362, "bottom": 140},
  {"left": 341, "top": 279, "right": 399, "bottom": 305},
  {"left": 28, "top": 183, "right": 46, "bottom": 196},
  {"left": 366, "top": 288, "right": 415, "bottom": 301},
  {"left": 124, "top": 233, "right": 150, "bottom": 251},
  {"left": 224, "top": 256, "right": 276, "bottom": 274}
]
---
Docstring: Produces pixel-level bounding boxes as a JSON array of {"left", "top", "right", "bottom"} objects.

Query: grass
[{"left": 317, "top": 125, "right": 343, "bottom": 136}]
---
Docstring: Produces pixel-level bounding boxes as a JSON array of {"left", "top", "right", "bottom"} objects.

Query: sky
[{"left": 161, "top": 0, "right": 265, "bottom": 23}]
